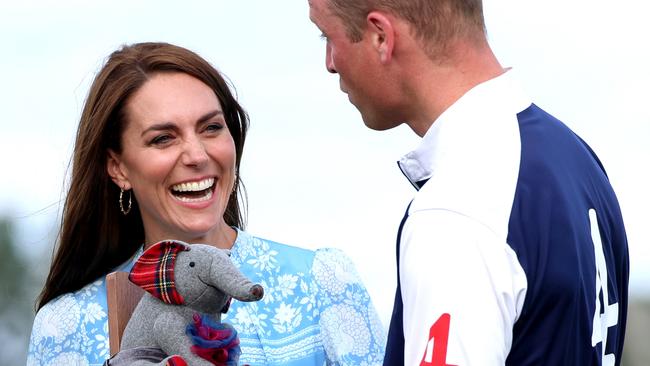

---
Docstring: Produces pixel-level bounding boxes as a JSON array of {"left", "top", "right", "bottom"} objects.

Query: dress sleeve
[
  {"left": 26, "top": 280, "right": 111, "bottom": 366},
  {"left": 312, "top": 248, "right": 386, "bottom": 366},
  {"left": 400, "top": 210, "right": 527, "bottom": 365}
]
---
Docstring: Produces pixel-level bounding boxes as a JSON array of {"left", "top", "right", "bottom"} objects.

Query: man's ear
[
  {"left": 367, "top": 11, "right": 395, "bottom": 64},
  {"left": 106, "top": 149, "right": 131, "bottom": 190}
]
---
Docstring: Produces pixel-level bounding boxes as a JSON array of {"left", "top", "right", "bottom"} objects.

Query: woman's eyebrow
[
  {"left": 141, "top": 122, "right": 177, "bottom": 137},
  {"left": 197, "top": 110, "right": 224, "bottom": 124}
]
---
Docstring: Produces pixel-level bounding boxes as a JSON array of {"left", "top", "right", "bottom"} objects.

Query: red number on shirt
[{"left": 420, "top": 313, "right": 456, "bottom": 366}]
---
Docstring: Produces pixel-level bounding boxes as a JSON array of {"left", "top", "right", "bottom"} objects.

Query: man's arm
[{"left": 400, "top": 209, "right": 527, "bottom": 365}]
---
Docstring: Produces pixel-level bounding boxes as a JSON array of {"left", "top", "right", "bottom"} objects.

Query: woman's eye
[
  {"left": 205, "top": 123, "right": 224, "bottom": 133},
  {"left": 150, "top": 134, "right": 172, "bottom": 145}
]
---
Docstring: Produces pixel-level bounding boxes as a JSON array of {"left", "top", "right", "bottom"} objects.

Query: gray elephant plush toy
[{"left": 119, "top": 240, "right": 264, "bottom": 366}]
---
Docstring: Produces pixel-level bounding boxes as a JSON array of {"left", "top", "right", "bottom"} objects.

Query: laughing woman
[{"left": 27, "top": 42, "right": 385, "bottom": 366}]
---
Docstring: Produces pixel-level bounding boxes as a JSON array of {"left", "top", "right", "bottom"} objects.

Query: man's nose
[{"left": 326, "top": 44, "right": 337, "bottom": 74}]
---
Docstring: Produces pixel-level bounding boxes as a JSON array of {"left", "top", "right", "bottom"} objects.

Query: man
[{"left": 308, "top": 0, "right": 629, "bottom": 365}]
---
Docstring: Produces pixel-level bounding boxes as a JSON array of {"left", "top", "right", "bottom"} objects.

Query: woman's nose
[{"left": 181, "top": 136, "right": 209, "bottom": 167}]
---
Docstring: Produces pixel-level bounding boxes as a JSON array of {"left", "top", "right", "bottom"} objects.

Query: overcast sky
[{"left": 1, "top": 0, "right": 648, "bottom": 324}]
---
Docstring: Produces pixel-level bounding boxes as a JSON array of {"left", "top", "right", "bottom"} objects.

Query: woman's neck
[{"left": 143, "top": 224, "right": 237, "bottom": 250}]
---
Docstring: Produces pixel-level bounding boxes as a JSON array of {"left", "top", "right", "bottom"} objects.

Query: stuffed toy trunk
[{"left": 119, "top": 240, "right": 264, "bottom": 366}]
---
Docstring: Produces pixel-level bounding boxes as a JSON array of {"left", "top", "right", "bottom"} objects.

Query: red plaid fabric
[
  {"left": 129, "top": 240, "right": 190, "bottom": 305},
  {"left": 165, "top": 355, "right": 188, "bottom": 366}
]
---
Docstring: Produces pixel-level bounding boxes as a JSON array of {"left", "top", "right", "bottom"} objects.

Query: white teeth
[
  {"left": 172, "top": 178, "right": 214, "bottom": 192},
  {"left": 175, "top": 189, "right": 213, "bottom": 203}
]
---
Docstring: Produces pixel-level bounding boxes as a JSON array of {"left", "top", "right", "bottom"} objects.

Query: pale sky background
[{"left": 1, "top": 0, "right": 649, "bottom": 327}]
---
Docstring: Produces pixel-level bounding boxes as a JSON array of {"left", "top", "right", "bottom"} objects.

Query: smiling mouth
[{"left": 170, "top": 177, "right": 215, "bottom": 203}]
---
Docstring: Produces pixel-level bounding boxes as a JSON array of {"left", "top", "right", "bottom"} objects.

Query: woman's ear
[{"left": 107, "top": 149, "right": 131, "bottom": 190}]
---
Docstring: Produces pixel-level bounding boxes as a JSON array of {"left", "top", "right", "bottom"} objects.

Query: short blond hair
[{"left": 328, "top": 0, "right": 486, "bottom": 56}]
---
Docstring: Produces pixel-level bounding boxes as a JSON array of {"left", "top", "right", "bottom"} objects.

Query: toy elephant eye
[{"left": 189, "top": 261, "right": 195, "bottom": 268}]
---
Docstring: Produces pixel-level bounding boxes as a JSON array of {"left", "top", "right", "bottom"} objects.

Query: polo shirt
[{"left": 384, "top": 70, "right": 629, "bottom": 365}]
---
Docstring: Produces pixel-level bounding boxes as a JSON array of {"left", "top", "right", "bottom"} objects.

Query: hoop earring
[{"left": 119, "top": 188, "right": 132, "bottom": 215}]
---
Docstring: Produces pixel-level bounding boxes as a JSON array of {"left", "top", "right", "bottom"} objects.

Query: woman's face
[{"left": 107, "top": 72, "right": 237, "bottom": 245}]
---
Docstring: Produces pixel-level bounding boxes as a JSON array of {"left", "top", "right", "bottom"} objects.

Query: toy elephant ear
[{"left": 129, "top": 240, "right": 191, "bottom": 305}]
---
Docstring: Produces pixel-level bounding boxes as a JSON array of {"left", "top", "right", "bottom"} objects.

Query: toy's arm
[
  {"left": 104, "top": 347, "right": 187, "bottom": 366},
  {"left": 153, "top": 313, "right": 214, "bottom": 366}
]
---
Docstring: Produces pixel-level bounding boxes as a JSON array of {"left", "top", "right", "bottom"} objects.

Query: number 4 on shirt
[
  {"left": 589, "top": 209, "right": 618, "bottom": 366},
  {"left": 420, "top": 313, "right": 457, "bottom": 366}
]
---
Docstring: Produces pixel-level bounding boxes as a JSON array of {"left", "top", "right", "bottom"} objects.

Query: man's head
[
  {"left": 320, "top": 0, "right": 486, "bottom": 63},
  {"left": 309, "top": 0, "right": 490, "bottom": 133},
  {"left": 309, "top": 0, "right": 411, "bottom": 131}
]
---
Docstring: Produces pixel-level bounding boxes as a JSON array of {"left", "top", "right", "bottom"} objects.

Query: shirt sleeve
[
  {"left": 312, "top": 248, "right": 386, "bottom": 366},
  {"left": 26, "top": 280, "right": 111, "bottom": 366},
  {"left": 400, "top": 209, "right": 527, "bottom": 365}
]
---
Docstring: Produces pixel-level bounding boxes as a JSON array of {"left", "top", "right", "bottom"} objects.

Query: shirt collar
[
  {"left": 229, "top": 227, "right": 251, "bottom": 261},
  {"left": 398, "top": 69, "right": 531, "bottom": 189}
]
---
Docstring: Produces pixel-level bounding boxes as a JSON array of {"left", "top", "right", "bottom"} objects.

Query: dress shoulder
[
  {"left": 311, "top": 247, "right": 364, "bottom": 292},
  {"left": 232, "top": 230, "right": 316, "bottom": 272},
  {"left": 231, "top": 230, "right": 385, "bottom": 365},
  {"left": 312, "top": 248, "right": 386, "bottom": 365},
  {"left": 27, "top": 278, "right": 110, "bottom": 366}
]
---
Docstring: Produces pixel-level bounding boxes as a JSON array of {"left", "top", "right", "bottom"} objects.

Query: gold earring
[{"left": 119, "top": 188, "right": 132, "bottom": 215}]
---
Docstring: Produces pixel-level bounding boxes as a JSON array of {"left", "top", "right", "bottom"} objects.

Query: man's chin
[
  {"left": 360, "top": 113, "right": 397, "bottom": 131},
  {"left": 358, "top": 109, "right": 403, "bottom": 131},
  {"left": 348, "top": 98, "right": 403, "bottom": 131}
]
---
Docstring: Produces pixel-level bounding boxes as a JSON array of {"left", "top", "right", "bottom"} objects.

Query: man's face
[{"left": 309, "top": 0, "right": 402, "bottom": 130}]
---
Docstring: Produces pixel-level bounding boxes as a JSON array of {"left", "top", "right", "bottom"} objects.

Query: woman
[{"left": 27, "top": 42, "right": 385, "bottom": 366}]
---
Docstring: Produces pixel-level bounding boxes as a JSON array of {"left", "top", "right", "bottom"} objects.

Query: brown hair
[
  {"left": 37, "top": 42, "right": 249, "bottom": 310},
  {"left": 327, "top": 0, "right": 486, "bottom": 56}
]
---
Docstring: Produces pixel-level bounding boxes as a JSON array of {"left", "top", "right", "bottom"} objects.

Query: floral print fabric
[
  {"left": 226, "top": 231, "right": 386, "bottom": 365},
  {"left": 27, "top": 280, "right": 116, "bottom": 366},
  {"left": 27, "top": 230, "right": 386, "bottom": 365}
]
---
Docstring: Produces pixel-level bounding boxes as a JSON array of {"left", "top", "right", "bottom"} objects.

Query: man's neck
[{"left": 402, "top": 40, "right": 505, "bottom": 137}]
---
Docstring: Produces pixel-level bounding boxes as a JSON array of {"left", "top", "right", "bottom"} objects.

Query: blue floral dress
[{"left": 27, "top": 230, "right": 386, "bottom": 365}]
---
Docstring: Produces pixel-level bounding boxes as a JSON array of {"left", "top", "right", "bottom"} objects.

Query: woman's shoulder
[
  {"left": 310, "top": 247, "right": 367, "bottom": 298},
  {"left": 32, "top": 277, "right": 108, "bottom": 328},
  {"left": 235, "top": 230, "right": 360, "bottom": 277},
  {"left": 28, "top": 277, "right": 110, "bottom": 365},
  {"left": 236, "top": 230, "right": 313, "bottom": 254},
  {"left": 237, "top": 230, "right": 355, "bottom": 257},
  {"left": 233, "top": 230, "right": 316, "bottom": 267}
]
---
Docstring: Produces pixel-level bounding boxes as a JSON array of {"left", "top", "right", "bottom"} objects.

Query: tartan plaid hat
[{"left": 129, "top": 240, "right": 191, "bottom": 305}]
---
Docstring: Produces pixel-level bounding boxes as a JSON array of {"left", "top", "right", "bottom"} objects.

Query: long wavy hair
[{"left": 37, "top": 42, "right": 249, "bottom": 310}]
